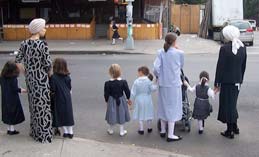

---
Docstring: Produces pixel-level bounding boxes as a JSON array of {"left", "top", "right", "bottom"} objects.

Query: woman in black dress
[
  {"left": 214, "top": 25, "right": 247, "bottom": 139},
  {"left": 0, "top": 61, "right": 26, "bottom": 135},
  {"left": 50, "top": 58, "right": 74, "bottom": 139},
  {"left": 15, "top": 18, "right": 52, "bottom": 143}
]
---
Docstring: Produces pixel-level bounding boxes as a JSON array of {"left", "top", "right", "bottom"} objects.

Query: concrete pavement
[
  {"left": 0, "top": 34, "right": 220, "bottom": 54},
  {"left": 0, "top": 133, "right": 189, "bottom": 157}
]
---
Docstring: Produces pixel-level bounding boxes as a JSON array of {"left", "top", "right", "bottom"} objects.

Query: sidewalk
[
  {"left": 0, "top": 133, "right": 190, "bottom": 157},
  {"left": 0, "top": 35, "right": 220, "bottom": 55}
]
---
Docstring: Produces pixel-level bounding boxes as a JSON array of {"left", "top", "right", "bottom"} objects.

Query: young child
[
  {"left": 104, "top": 64, "right": 131, "bottom": 136},
  {"left": 0, "top": 61, "right": 26, "bottom": 135},
  {"left": 111, "top": 20, "right": 123, "bottom": 45},
  {"left": 131, "top": 66, "right": 157, "bottom": 135},
  {"left": 184, "top": 71, "right": 215, "bottom": 134},
  {"left": 50, "top": 58, "right": 75, "bottom": 139}
]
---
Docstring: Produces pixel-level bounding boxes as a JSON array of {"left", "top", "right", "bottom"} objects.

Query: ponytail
[
  {"left": 199, "top": 71, "right": 210, "bottom": 87},
  {"left": 164, "top": 42, "right": 170, "bottom": 52},
  {"left": 201, "top": 78, "right": 207, "bottom": 87}
]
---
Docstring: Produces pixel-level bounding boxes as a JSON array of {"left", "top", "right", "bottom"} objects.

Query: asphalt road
[{"left": 0, "top": 51, "right": 258, "bottom": 157}]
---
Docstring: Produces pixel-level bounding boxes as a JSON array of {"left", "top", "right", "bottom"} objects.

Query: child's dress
[
  {"left": 50, "top": 74, "right": 74, "bottom": 127},
  {"left": 0, "top": 77, "right": 25, "bottom": 125},
  {"left": 188, "top": 84, "right": 214, "bottom": 120},
  {"left": 104, "top": 78, "right": 131, "bottom": 125},
  {"left": 131, "top": 76, "right": 157, "bottom": 121}
]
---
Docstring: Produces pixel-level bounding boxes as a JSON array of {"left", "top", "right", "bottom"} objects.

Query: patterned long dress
[{"left": 15, "top": 39, "right": 52, "bottom": 143}]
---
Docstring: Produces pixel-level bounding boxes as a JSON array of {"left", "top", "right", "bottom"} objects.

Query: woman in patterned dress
[{"left": 15, "top": 18, "right": 52, "bottom": 143}]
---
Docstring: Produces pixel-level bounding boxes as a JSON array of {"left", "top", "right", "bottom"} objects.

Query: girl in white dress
[{"left": 131, "top": 66, "right": 157, "bottom": 135}]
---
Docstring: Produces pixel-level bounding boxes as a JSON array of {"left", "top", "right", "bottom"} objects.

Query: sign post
[{"left": 125, "top": 0, "right": 134, "bottom": 50}]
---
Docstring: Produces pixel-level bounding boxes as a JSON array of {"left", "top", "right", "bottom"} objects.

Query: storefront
[{"left": 1, "top": 0, "right": 164, "bottom": 40}]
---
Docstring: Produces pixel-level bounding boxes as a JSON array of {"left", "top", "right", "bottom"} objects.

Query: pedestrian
[
  {"left": 131, "top": 66, "right": 157, "bottom": 135},
  {"left": 154, "top": 33, "right": 184, "bottom": 142},
  {"left": 214, "top": 25, "right": 247, "bottom": 139},
  {"left": 184, "top": 71, "right": 215, "bottom": 134},
  {"left": 111, "top": 20, "right": 123, "bottom": 45},
  {"left": 15, "top": 18, "right": 53, "bottom": 143},
  {"left": 104, "top": 64, "right": 131, "bottom": 137},
  {"left": 50, "top": 58, "right": 75, "bottom": 139},
  {"left": 0, "top": 61, "right": 26, "bottom": 135}
]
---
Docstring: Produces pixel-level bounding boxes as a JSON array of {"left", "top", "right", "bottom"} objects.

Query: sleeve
[
  {"left": 15, "top": 42, "right": 25, "bottom": 64},
  {"left": 241, "top": 47, "right": 247, "bottom": 84},
  {"left": 41, "top": 41, "right": 52, "bottom": 73},
  {"left": 12, "top": 78, "right": 21, "bottom": 93},
  {"left": 187, "top": 85, "right": 196, "bottom": 93},
  {"left": 123, "top": 80, "right": 131, "bottom": 100},
  {"left": 149, "top": 81, "right": 158, "bottom": 92},
  {"left": 153, "top": 52, "right": 161, "bottom": 77},
  {"left": 49, "top": 76, "right": 56, "bottom": 93},
  {"left": 66, "top": 76, "right": 72, "bottom": 91},
  {"left": 130, "top": 81, "right": 137, "bottom": 101},
  {"left": 207, "top": 88, "right": 215, "bottom": 100},
  {"left": 104, "top": 82, "right": 110, "bottom": 102},
  {"left": 214, "top": 47, "right": 226, "bottom": 87}
]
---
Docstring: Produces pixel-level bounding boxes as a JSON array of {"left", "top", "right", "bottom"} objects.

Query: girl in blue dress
[{"left": 131, "top": 66, "right": 157, "bottom": 135}]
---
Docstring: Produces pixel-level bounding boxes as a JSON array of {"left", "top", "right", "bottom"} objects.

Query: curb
[{"left": 0, "top": 51, "right": 146, "bottom": 55}]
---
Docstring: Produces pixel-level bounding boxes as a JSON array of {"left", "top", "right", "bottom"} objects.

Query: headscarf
[
  {"left": 28, "top": 18, "right": 46, "bottom": 34},
  {"left": 223, "top": 25, "right": 244, "bottom": 55}
]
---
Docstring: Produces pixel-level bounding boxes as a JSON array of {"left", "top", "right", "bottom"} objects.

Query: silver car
[{"left": 221, "top": 20, "right": 254, "bottom": 46}]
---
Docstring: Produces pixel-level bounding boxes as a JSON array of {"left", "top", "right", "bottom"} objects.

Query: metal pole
[{"left": 125, "top": 0, "right": 135, "bottom": 50}]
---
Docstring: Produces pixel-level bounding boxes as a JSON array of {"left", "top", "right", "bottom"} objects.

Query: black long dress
[
  {"left": 0, "top": 77, "right": 25, "bottom": 125},
  {"left": 50, "top": 74, "right": 74, "bottom": 127},
  {"left": 214, "top": 43, "right": 247, "bottom": 124}
]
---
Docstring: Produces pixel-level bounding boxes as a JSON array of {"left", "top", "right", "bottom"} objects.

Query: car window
[{"left": 231, "top": 22, "right": 251, "bottom": 29}]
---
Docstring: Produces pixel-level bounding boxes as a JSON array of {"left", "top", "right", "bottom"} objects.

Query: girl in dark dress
[
  {"left": 185, "top": 71, "right": 215, "bottom": 134},
  {"left": 0, "top": 61, "right": 26, "bottom": 135},
  {"left": 111, "top": 20, "right": 123, "bottom": 45},
  {"left": 50, "top": 58, "right": 74, "bottom": 139},
  {"left": 104, "top": 64, "right": 131, "bottom": 137}
]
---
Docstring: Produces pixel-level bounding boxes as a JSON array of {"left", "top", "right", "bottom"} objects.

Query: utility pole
[{"left": 125, "top": 0, "right": 135, "bottom": 50}]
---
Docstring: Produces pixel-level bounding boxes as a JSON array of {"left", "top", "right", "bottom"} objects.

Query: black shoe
[
  {"left": 160, "top": 133, "right": 166, "bottom": 138},
  {"left": 68, "top": 134, "right": 74, "bottom": 139},
  {"left": 54, "top": 128, "right": 61, "bottom": 136},
  {"left": 148, "top": 128, "right": 153, "bottom": 133},
  {"left": 199, "top": 130, "right": 203, "bottom": 134},
  {"left": 167, "top": 136, "right": 182, "bottom": 142},
  {"left": 233, "top": 128, "right": 240, "bottom": 135},
  {"left": 221, "top": 131, "right": 234, "bottom": 139},
  {"left": 138, "top": 130, "right": 144, "bottom": 135},
  {"left": 63, "top": 133, "right": 69, "bottom": 138},
  {"left": 7, "top": 130, "right": 20, "bottom": 135}
]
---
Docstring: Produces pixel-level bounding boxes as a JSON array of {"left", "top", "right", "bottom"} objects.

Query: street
[{"left": 0, "top": 49, "right": 258, "bottom": 157}]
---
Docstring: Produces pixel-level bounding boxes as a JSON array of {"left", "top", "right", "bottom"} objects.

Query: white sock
[
  {"left": 112, "top": 39, "right": 116, "bottom": 44},
  {"left": 63, "top": 126, "right": 68, "bottom": 134},
  {"left": 160, "top": 120, "right": 166, "bottom": 134},
  {"left": 120, "top": 125, "right": 125, "bottom": 133},
  {"left": 68, "top": 126, "right": 73, "bottom": 134},
  {"left": 168, "top": 122, "right": 179, "bottom": 139},
  {"left": 7, "top": 126, "right": 10, "bottom": 131},
  {"left": 139, "top": 121, "right": 144, "bottom": 131},
  {"left": 198, "top": 120, "right": 204, "bottom": 131},
  {"left": 147, "top": 120, "right": 152, "bottom": 129},
  {"left": 9, "top": 125, "right": 15, "bottom": 132}
]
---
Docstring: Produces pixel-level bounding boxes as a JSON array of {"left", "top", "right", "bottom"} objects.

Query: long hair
[
  {"left": 199, "top": 71, "right": 210, "bottom": 87},
  {"left": 164, "top": 33, "right": 177, "bottom": 52},
  {"left": 0, "top": 61, "right": 20, "bottom": 78},
  {"left": 53, "top": 58, "right": 70, "bottom": 75}
]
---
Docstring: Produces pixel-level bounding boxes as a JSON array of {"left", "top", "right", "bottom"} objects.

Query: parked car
[
  {"left": 220, "top": 20, "right": 254, "bottom": 46},
  {"left": 246, "top": 19, "right": 257, "bottom": 31}
]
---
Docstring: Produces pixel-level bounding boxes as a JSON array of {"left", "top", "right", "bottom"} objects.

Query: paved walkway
[
  {"left": 0, "top": 133, "right": 190, "bottom": 157},
  {"left": 0, "top": 35, "right": 220, "bottom": 54}
]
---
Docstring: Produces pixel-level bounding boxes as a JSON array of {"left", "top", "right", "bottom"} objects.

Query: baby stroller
[{"left": 157, "top": 69, "right": 192, "bottom": 132}]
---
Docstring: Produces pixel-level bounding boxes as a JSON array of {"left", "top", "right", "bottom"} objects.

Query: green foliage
[
  {"left": 174, "top": 0, "right": 207, "bottom": 4},
  {"left": 243, "top": 0, "right": 259, "bottom": 19}
]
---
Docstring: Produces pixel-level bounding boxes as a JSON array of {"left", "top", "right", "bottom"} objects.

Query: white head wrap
[
  {"left": 223, "top": 25, "right": 244, "bottom": 55},
  {"left": 28, "top": 18, "right": 46, "bottom": 34}
]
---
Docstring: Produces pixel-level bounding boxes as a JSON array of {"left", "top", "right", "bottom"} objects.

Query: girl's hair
[
  {"left": 199, "top": 71, "right": 210, "bottom": 87},
  {"left": 53, "top": 58, "right": 70, "bottom": 75},
  {"left": 109, "top": 64, "right": 121, "bottom": 79},
  {"left": 164, "top": 33, "right": 177, "bottom": 52},
  {"left": 148, "top": 73, "right": 154, "bottom": 81},
  {"left": 138, "top": 66, "right": 150, "bottom": 76},
  {"left": 1, "top": 61, "right": 20, "bottom": 78}
]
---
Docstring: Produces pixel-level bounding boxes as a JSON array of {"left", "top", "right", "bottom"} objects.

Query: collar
[
  {"left": 138, "top": 76, "right": 148, "bottom": 80},
  {"left": 110, "top": 77, "right": 122, "bottom": 81}
]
